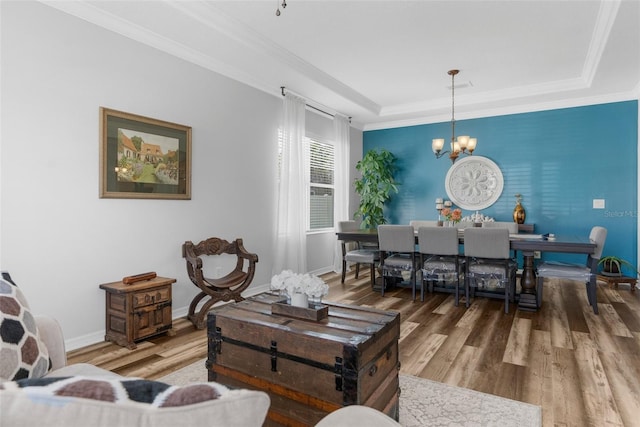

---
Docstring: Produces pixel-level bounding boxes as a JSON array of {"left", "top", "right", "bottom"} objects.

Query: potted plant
[
  {"left": 598, "top": 255, "right": 639, "bottom": 277},
  {"left": 353, "top": 148, "right": 398, "bottom": 230}
]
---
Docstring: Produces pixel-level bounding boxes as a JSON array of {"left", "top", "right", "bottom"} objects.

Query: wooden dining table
[{"left": 336, "top": 228, "right": 596, "bottom": 311}]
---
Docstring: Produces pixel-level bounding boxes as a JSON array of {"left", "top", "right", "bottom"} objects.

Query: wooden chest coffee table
[{"left": 207, "top": 293, "right": 400, "bottom": 426}]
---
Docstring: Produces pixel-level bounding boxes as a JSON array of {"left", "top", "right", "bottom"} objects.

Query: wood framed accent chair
[{"left": 182, "top": 237, "right": 258, "bottom": 329}]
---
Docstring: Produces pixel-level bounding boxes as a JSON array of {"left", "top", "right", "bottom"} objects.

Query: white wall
[{"left": 0, "top": 2, "right": 362, "bottom": 349}]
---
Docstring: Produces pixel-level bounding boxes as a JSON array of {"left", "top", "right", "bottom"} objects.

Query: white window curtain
[
  {"left": 272, "top": 93, "right": 307, "bottom": 275},
  {"left": 333, "top": 114, "right": 351, "bottom": 273}
]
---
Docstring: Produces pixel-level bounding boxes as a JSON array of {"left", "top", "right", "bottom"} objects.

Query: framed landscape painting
[{"left": 100, "top": 107, "right": 191, "bottom": 199}]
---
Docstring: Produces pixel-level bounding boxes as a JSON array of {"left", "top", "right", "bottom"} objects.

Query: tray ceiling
[{"left": 44, "top": 1, "right": 640, "bottom": 130}]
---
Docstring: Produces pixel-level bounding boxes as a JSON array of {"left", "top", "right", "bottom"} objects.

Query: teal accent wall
[{"left": 363, "top": 101, "right": 638, "bottom": 267}]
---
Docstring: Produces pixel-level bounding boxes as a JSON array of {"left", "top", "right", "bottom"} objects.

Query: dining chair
[
  {"left": 409, "top": 220, "right": 438, "bottom": 231},
  {"left": 418, "top": 226, "right": 462, "bottom": 304},
  {"left": 482, "top": 221, "right": 519, "bottom": 233},
  {"left": 536, "top": 226, "right": 607, "bottom": 314},
  {"left": 482, "top": 221, "right": 520, "bottom": 260},
  {"left": 464, "top": 228, "right": 517, "bottom": 313},
  {"left": 338, "top": 220, "right": 379, "bottom": 288},
  {"left": 378, "top": 224, "right": 417, "bottom": 300}
]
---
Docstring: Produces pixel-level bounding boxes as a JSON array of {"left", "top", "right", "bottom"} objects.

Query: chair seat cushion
[
  {"left": 423, "top": 256, "right": 458, "bottom": 273},
  {"left": 537, "top": 261, "right": 591, "bottom": 280},
  {"left": 382, "top": 254, "right": 414, "bottom": 269},
  {"left": 344, "top": 249, "right": 378, "bottom": 263},
  {"left": 468, "top": 259, "right": 517, "bottom": 278}
]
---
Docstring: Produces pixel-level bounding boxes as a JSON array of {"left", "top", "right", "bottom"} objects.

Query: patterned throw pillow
[
  {"left": 0, "top": 376, "right": 230, "bottom": 408},
  {"left": 0, "top": 275, "right": 51, "bottom": 381}
]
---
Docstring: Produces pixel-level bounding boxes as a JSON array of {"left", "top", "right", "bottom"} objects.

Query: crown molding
[
  {"left": 162, "top": 1, "right": 383, "bottom": 115},
  {"left": 582, "top": 0, "right": 621, "bottom": 87},
  {"left": 39, "top": 0, "right": 631, "bottom": 131},
  {"left": 364, "top": 90, "right": 638, "bottom": 131},
  {"left": 40, "top": 1, "right": 279, "bottom": 95}
]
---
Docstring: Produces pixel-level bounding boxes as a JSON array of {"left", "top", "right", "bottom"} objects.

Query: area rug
[{"left": 159, "top": 359, "right": 541, "bottom": 427}]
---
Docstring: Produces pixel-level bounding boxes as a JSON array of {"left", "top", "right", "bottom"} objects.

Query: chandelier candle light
[{"left": 432, "top": 69, "right": 477, "bottom": 163}]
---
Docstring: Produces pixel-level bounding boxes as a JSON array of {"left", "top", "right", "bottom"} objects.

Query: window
[
  {"left": 307, "top": 137, "right": 334, "bottom": 230},
  {"left": 277, "top": 130, "right": 335, "bottom": 231}
]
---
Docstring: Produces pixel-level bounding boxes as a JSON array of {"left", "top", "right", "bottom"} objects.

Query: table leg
[{"left": 518, "top": 251, "right": 538, "bottom": 311}]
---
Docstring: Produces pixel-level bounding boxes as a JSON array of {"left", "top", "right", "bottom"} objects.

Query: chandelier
[{"left": 432, "top": 69, "right": 477, "bottom": 163}]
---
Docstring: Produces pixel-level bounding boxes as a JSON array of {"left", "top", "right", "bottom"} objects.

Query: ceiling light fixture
[
  {"left": 276, "top": 0, "right": 287, "bottom": 16},
  {"left": 432, "top": 69, "right": 477, "bottom": 163}
]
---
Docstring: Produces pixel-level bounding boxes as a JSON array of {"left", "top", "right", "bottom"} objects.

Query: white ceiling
[{"left": 44, "top": 0, "right": 640, "bottom": 130}]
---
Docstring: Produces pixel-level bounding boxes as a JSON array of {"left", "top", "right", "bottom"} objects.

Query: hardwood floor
[{"left": 68, "top": 271, "right": 640, "bottom": 426}]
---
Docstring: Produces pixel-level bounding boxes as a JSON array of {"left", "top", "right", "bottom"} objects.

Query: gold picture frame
[{"left": 100, "top": 107, "right": 191, "bottom": 199}]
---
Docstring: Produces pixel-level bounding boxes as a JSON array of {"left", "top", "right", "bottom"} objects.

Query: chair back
[
  {"left": 409, "top": 220, "right": 438, "bottom": 231},
  {"left": 587, "top": 226, "right": 608, "bottom": 271},
  {"left": 338, "top": 220, "right": 359, "bottom": 233},
  {"left": 378, "top": 225, "right": 415, "bottom": 253},
  {"left": 464, "top": 228, "right": 510, "bottom": 259},
  {"left": 338, "top": 220, "right": 359, "bottom": 252},
  {"left": 482, "top": 221, "right": 518, "bottom": 233},
  {"left": 418, "top": 226, "right": 459, "bottom": 256},
  {"left": 589, "top": 226, "right": 607, "bottom": 260}
]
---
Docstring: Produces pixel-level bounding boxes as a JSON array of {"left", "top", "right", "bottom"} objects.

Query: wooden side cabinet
[{"left": 99, "top": 276, "right": 176, "bottom": 349}]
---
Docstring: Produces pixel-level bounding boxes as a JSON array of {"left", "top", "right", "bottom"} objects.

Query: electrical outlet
[{"left": 534, "top": 251, "right": 541, "bottom": 259}]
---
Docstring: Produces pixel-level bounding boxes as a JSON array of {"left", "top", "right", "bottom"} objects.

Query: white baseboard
[{"left": 64, "top": 282, "right": 273, "bottom": 352}]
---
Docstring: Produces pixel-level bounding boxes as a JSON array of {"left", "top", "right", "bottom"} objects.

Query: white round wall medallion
[{"left": 445, "top": 156, "right": 504, "bottom": 210}]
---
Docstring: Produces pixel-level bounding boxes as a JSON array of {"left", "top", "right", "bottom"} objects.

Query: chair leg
[
  {"left": 369, "top": 263, "right": 376, "bottom": 289},
  {"left": 355, "top": 263, "right": 360, "bottom": 279},
  {"left": 454, "top": 259, "right": 460, "bottom": 307},
  {"left": 341, "top": 260, "right": 347, "bottom": 284},
  {"left": 536, "top": 277, "right": 544, "bottom": 308},
  {"left": 504, "top": 284, "right": 509, "bottom": 314},
  {"left": 464, "top": 260, "right": 471, "bottom": 308},
  {"left": 411, "top": 253, "right": 417, "bottom": 301},
  {"left": 587, "top": 278, "right": 598, "bottom": 314},
  {"left": 412, "top": 270, "right": 417, "bottom": 301}
]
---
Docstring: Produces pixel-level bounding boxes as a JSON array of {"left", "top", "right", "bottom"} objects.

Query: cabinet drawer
[{"left": 132, "top": 287, "right": 170, "bottom": 308}]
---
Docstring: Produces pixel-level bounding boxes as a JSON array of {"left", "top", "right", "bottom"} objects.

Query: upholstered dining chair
[
  {"left": 409, "top": 220, "right": 438, "bottom": 231},
  {"left": 338, "top": 220, "right": 379, "bottom": 288},
  {"left": 536, "top": 226, "right": 607, "bottom": 314},
  {"left": 417, "top": 226, "right": 462, "bottom": 304},
  {"left": 482, "top": 221, "right": 519, "bottom": 233},
  {"left": 378, "top": 224, "right": 417, "bottom": 300},
  {"left": 482, "top": 221, "right": 520, "bottom": 260},
  {"left": 464, "top": 228, "right": 517, "bottom": 313}
]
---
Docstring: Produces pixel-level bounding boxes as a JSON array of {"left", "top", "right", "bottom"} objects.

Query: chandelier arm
[{"left": 432, "top": 69, "right": 476, "bottom": 164}]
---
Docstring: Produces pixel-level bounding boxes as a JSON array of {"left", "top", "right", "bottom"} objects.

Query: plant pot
[
  {"left": 290, "top": 293, "right": 309, "bottom": 308},
  {"left": 601, "top": 259, "right": 622, "bottom": 277}
]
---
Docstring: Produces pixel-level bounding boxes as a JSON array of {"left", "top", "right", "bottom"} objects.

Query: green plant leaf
[{"left": 353, "top": 148, "right": 398, "bottom": 229}]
